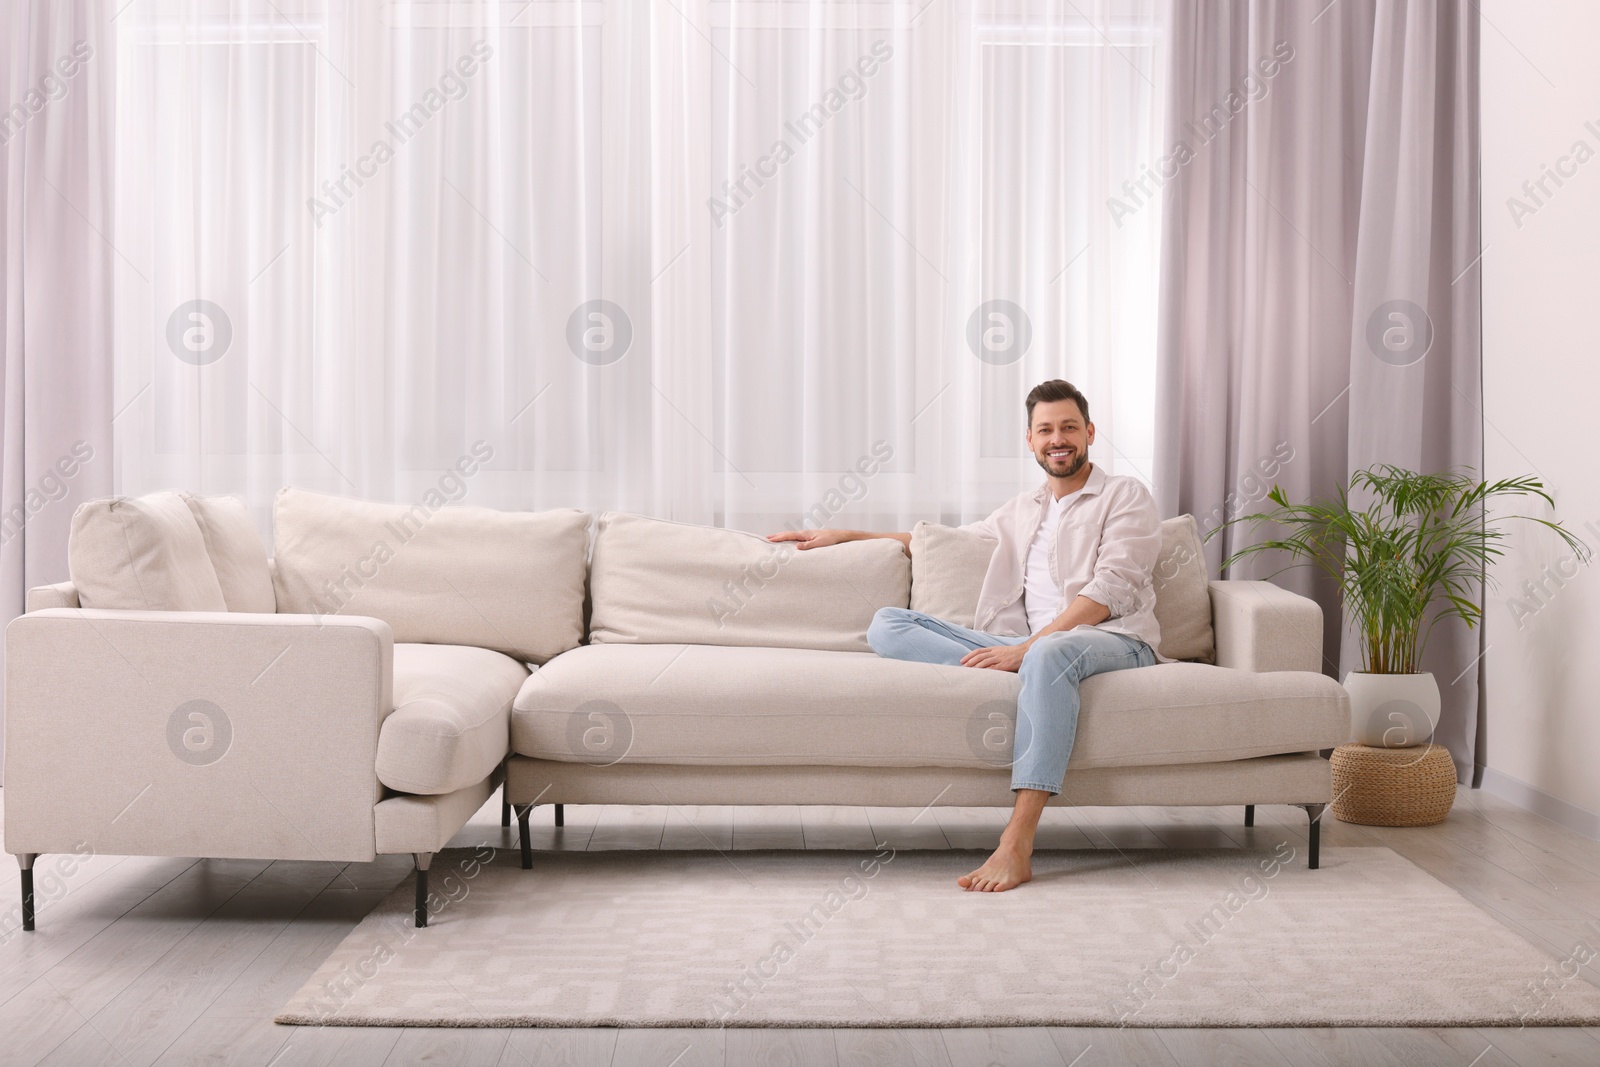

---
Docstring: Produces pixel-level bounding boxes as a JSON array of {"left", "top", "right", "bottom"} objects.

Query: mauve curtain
[
  {"left": 1155, "top": 0, "right": 1482, "bottom": 780},
  {"left": 0, "top": 0, "right": 116, "bottom": 781}
]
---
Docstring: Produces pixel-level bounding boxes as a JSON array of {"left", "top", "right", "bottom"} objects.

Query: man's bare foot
[{"left": 958, "top": 840, "right": 1033, "bottom": 892}]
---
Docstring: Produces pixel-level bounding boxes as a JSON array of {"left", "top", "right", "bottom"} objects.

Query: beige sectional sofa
[{"left": 5, "top": 487, "right": 1348, "bottom": 934}]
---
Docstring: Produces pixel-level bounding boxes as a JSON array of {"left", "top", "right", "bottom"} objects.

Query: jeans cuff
[{"left": 1011, "top": 781, "right": 1061, "bottom": 795}]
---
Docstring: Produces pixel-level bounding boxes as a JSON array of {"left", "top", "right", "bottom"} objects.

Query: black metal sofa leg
[
  {"left": 516, "top": 805, "right": 533, "bottom": 869},
  {"left": 19, "top": 854, "right": 37, "bottom": 932},
  {"left": 1303, "top": 803, "right": 1325, "bottom": 869},
  {"left": 1243, "top": 804, "right": 1254, "bottom": 827},
  {"left": 554, "top": 803, "right": 564, "bottom": 827},
  {"left": 414, "top": 853, "right": 432, "bottom": 928}
]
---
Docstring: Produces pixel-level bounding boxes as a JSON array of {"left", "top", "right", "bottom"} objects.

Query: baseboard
[{"left": 1476, "top": 765, "right": 1600, "bottom": 842}]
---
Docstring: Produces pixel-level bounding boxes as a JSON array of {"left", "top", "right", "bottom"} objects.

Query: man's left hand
[{"left": 960, "top": 643, "right": 1029, "bottom": 672}]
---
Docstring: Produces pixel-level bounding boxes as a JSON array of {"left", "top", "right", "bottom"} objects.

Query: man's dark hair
[{"left": 1025, "top": 379, "right": 1091, "bottom": 427}]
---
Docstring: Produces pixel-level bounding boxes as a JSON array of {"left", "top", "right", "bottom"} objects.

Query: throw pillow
[
  {"left": 182, "top": 493, "right": 277, "bottom": 612},
  {"left": 68, "top": 491, "right": 228, "bottom": 611},
  {"left": 908, "top": 520, "right": 996, "bottom": 629},
  {"left": 1152, "top": 514, "right": 1215, "bottom": 662}
]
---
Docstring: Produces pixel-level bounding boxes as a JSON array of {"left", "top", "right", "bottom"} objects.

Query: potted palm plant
[{"left": 1214, "top": 466, "right": 1588, "bottom": 747}]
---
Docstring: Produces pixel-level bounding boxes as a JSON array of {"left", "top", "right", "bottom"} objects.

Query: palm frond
[{"left": 1209, "top": 465, "right": 1583, "bottom": 673}]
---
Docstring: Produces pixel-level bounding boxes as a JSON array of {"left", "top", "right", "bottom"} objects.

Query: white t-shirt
[{"left": 1023, "top": 488, "right": 1080, "bottom": 633}]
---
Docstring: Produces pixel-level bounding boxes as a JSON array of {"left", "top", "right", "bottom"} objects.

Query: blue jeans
[{"left": 866, "top": 607, "right": 1157, "bottom": 795}]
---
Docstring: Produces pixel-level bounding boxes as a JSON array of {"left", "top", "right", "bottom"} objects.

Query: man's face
[{"left": 1026, "top": 398, "right": 1093, "bottom": 480}]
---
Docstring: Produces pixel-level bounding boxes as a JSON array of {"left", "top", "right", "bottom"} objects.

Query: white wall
[{"left": 1480, "top": 1, "right": 1600, "bottom": 832}]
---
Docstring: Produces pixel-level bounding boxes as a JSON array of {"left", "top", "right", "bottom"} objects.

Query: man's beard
[{"left": 1035, "top": 448, "right": 1087, "bottom": 480}]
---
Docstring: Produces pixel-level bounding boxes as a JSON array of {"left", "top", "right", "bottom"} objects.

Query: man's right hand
[
  {"left": 766, "top": 529, "right": 854, "bottom": 550},
  {"left": 767, "top": 528, "right": 912, "bottom": 556}
]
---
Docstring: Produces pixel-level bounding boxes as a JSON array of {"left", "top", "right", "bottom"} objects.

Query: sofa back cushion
[
  {"left": 270, "top": 487, "right": 589, "bottom": 663},
  {"left": 69, "top": 491, "right": 228, "bottom": 611},
  {"left": 587, "top": 512, "right": 911, "bottom": 653},
  {"left": 1151, "top": 514, "right": 1215, "bottom": 663},
  {"left": 182, "top": 493, "right": 277, "bottom": 612},
  {"left": 907, "top": 513, "right": 1216, "bottom": 662}
]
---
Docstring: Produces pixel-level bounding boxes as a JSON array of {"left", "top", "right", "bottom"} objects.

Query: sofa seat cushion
[
  {"left": 377, "top": 644, "right": 529, "bottom": 796},
  {"left": 510, "top": 644, "right": 1348, "bottom": 770}
]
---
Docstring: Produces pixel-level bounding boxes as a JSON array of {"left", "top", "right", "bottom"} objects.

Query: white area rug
[{"left": 277, "top": 845, "right": 1600, "bottom": 1028}]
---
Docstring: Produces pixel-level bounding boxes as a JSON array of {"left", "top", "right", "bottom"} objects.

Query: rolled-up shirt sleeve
[{"left": 1076, "top": 481, "right": 1160, "bottom": 619}]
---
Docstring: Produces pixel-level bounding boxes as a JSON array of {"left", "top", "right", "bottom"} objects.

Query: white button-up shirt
[{"left": 959, "top": 463, "right": 1167, "bottom": 662}]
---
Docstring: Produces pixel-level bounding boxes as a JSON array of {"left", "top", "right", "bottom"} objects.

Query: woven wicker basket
[{"left": 1330, "top": 742, "right": 1457, "bottom": 827}]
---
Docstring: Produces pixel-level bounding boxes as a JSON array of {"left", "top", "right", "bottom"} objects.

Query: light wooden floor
[{"left": 3, "top": 788, "right": 1600, "bottom": 1066}]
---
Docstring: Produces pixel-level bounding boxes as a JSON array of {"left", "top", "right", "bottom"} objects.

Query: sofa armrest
[
  {"left": 26, "top": 581, "right": 80, "bottom": 612},
  {"left": 1208, "top": 580, "right": 1326, "bottom": 674},
  {"left": 4, "top": 609, "right": 394, "bottom": 863}
]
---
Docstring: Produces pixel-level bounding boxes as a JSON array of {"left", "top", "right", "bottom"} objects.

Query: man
[{"left": 766, "top": 379, "right": 1164, "bottom": 892}]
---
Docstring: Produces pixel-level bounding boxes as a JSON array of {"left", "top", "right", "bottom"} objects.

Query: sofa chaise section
[
  {"left": 4, "top": 604, "right": 532, "bottom": 930},
  {"left": 6, "top": 606, "right": 395, "bottom": 866},
  {"left": 4, "top": 488, "right": 588, "bottom": 932}
]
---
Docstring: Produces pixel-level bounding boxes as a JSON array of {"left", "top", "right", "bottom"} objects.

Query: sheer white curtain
[{"left": 111, "top": 0, "right": 1167, "bottom": 537}]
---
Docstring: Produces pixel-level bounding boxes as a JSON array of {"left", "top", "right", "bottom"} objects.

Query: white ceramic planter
[{"left": 1343, "top": 671, "right": 1441, "bottom": 748}]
